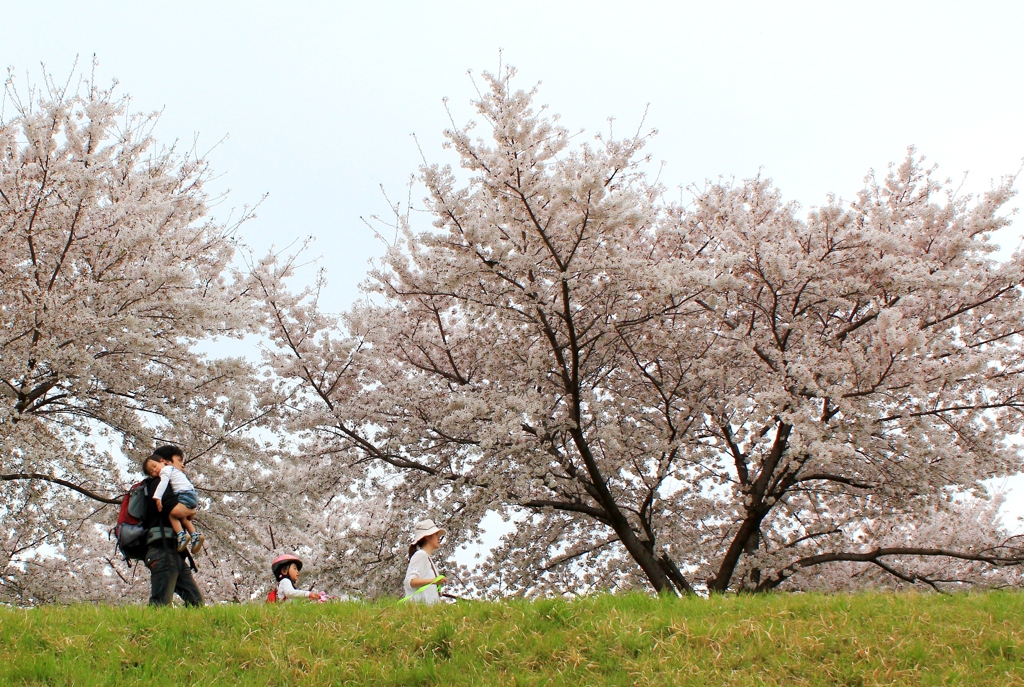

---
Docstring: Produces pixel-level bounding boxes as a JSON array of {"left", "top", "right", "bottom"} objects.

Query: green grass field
[{"left": 1, "top": 592, "right": 1022, "bottom": 686}]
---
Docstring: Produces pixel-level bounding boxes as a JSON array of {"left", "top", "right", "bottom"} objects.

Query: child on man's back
[{"left": 143, "top": 451, "right": 205, "bottom": 553}]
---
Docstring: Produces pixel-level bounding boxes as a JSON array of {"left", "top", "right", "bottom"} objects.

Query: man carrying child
[{"left": 141, "top": 445, "right": 204, "bottom": 607}]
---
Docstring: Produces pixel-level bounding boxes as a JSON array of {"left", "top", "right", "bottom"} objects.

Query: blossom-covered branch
[{"left": 258, "top": 66, "right": 1024, "bottom": 597}]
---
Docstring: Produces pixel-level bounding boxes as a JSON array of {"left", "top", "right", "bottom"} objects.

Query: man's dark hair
[{"left": 152, "top": 444, "right": 184, "bottom": 461}]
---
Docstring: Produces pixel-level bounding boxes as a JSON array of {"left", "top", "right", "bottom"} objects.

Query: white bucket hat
[{"left": 411, "top": 519, "right": 446, "bottom": 545}]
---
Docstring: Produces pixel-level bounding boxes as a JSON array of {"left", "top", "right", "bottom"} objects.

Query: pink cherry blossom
[{"left": 260, "top": 68, "right": 1024, "bottom": 596}]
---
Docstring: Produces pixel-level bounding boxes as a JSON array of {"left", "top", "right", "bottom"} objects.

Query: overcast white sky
[{"left": 5, "top": 0, "right": 1024, "bottom": 524}]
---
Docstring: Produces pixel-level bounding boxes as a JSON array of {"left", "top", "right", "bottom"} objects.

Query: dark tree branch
[
  {"left": 758, "top": 545, "right": 1024, "bottom": 591},
  {"left": 0, "top": 473, "right": 122, "bottom": 504},
  {"left": 539, "top": 536, "right": 618, "bottom": 572},
  {"left": 793, "top": 473, "right": 879, "bottom": 490},
  {"left": 522, "top": 499, "right": 611, "bottom": 524}
]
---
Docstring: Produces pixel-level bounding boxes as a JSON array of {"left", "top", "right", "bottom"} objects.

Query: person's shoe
[
  {"left": 176, "top": 531, "right": 188, "bottom": 552},
  {"left": 191, "top": 532, "right": 205, "bottom": 554}
]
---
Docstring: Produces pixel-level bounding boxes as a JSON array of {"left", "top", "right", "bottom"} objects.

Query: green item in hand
[{"left": 399, "top": 576, "right": 446, "bottom": 603}]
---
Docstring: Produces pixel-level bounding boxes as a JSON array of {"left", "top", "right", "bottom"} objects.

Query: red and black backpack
[{"left": 111, "top": 481, "right": 149, "bottom": 564}]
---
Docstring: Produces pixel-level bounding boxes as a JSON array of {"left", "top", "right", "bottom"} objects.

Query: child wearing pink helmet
[{"left": 270, "top": 554, "right": 322, "bottom": 602}]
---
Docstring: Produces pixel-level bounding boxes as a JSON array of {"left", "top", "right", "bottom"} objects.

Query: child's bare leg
[
  {"left": 187, "top": 512, "right": 205, "bottom": 553},
  {"left": 168, "top": 513, "right": 184, "bottom": 534},
  {"left": 169, "top": 505, "right": 197, "bottom": 535}
]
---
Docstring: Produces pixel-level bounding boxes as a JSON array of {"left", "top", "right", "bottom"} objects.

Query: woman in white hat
[{"left": 402, "top": 519, "right": 446, "bottom": 604}]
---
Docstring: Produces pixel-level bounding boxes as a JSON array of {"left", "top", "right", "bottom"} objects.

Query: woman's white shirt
[
  {"left": 403, "top": 549, "right": 440, "bottom": 604},
  {"left": 277, "top": 577, "right": 312, "bottom": 601}
]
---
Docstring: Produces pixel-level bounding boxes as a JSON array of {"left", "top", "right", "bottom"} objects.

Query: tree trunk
[
  {"left": 568, "top": 428, "right": 689, "bottom": 595},
  {"left": 742, "top": 527, "right": 761, "bottom": 590},
  {"left": 708, "top": 509, "right": 766, "bottom": 592},
  {"left": 658, "top": 553, "right": 695, "bottom": 595},
  {"left": 709, "top": 421, "right": 791, "bottom": 592}
]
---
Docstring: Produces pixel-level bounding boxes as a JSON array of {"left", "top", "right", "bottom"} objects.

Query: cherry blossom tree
[
  {"left": 259, "top": 67, "right": 1024, "bottom": 597},
  {"left": 664, "top": 162, "right": 1024, "bottom": 593},
  {"left": 0, "top": 71, "right": 281, "bottom": 604}
]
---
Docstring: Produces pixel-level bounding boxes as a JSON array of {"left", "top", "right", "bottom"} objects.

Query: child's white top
[
  {"left": 153, "top": 464, "right": 195, "bottom": 500},
  {"left": 403, "top": 548, "right": 441, "bottom": 604},
  {"left": 277, "top": 577, "right": 312, "bottom": 601}
]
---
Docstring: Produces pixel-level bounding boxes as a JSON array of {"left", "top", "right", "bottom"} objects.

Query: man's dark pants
[{"left": 146, "top": 545, "right": 203, "bottom": 606}]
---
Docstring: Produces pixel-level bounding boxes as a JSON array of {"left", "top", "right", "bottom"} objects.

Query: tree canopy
[
  {"left": 260, "top": 68, "right": 1024, "bottom": 596},
  {"left": 3, "top": 67, "right": 1022, "bottom": 603},
  {"left": 0, "top": 74, "right": 280, "bottom": 603}
]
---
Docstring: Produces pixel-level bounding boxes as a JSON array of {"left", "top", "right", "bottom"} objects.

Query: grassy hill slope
[{"left": 1, "top": 592, "right": 1022, "bottom": 686}]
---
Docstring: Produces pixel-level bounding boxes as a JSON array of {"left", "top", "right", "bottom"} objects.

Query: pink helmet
[{"left": 271, "top": 554, "right": 303, "bottom": 579}]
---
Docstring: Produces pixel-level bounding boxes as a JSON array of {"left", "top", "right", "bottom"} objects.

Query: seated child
[
  {"left": 143, "top": 451, "right": 204, "bottom": 553},
  {"left": 271, "top": 554, "right": 322, "bottom": 602}
]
